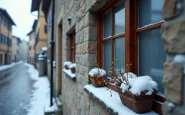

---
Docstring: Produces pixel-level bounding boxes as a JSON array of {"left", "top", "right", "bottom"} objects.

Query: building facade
[
  {"left": 31, "top": 0, "right": 47, "bottom": 68},
  {"left": 41, "top": 0, "right": 185, "bottom": 115},
  {"left": 0, "top": 8, "right": 15, "bottom": 65},
  {"left": 12, "top": 36, "right": 21, "bottom": 62}
]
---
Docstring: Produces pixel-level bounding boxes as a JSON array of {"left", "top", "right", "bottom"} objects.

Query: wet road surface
[{"left": 0, "top": 63, "right": 35, "bottom": 115}]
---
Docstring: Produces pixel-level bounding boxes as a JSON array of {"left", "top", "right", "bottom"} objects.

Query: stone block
[
  {"left": 162, "top": 0, "right": 183, "bottom": 20},
  {"left": 75, "top": 32, "right": 80, "bottom": 44},
  {"left": 80, "top": 29, "right": 84, "bottom": 43},
  {"left": 87, "top": 41, "right": 97, "bottom": 54},
  {"left": 79, "top": 18, "right": 85, "bottom": 31},
  {"left": 78, "top": 84, "right": 83, "bottom": 94},
  {"left": 162, "top": 101, "right": 185, "bottom": 115},
  {"left": 161, "top": 19, "right": 185, "bottom": 54},
  {"left": 80, "top": 0, "right": 85, "bottom": 7},
  {"left": 83, "top": 66, "right": 90, "bottom": 78},
  {"left": 82, "top": 2, "right": 87, "bottom": 17},
  {"left": 85, "top": 12, "right": 97, "bottom": 27},
  {"left": 82, "top": 54, "right": 97, "bottom": 66},
  {"left": 84, "top": 26, "right": 97, "bottom": 41},
  {"left": 163, "top": 62, "right": 183, "bottom": 104}
]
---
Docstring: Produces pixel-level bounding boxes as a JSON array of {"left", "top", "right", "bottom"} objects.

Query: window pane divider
[{"left": 136, "top": 21, "right": 163, "bottom": 33}]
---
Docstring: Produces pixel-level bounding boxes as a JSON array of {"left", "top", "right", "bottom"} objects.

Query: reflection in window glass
[
  {"left": 138, "top": 0, "right": 164, "bottom": 27},
  {"left": 114, "top": 37, "right": 125, "bottom": 73},
  {"left": 138, "top": 28, "right": 166, "bottom": 93},
  {"left": 103, "top": 11, "right": 112, "bottom": 38},
  {"left": 103, "top": 40, "right": 112, "bottom": 77},
  {"left": 114, "top": 1, "right": 125, "bottom": 35}
]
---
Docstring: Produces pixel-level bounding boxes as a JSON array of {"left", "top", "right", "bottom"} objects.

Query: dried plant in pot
[
  {"left": 108, "top": 62, "right": 158, "bottom": 113},
  {"left": 64, "top": 61, "right": 72, "bottom": 70},
  {"left": 88, "top": 68, "right": 107, "bottom": 87},
  {"left": 69, "top": 63, "right": 76, "bottom": 73}
]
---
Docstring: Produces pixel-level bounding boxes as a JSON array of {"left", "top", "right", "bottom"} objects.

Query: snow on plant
[
  {"left": 107, "top": 59, "right": 158, "bottom": 96},
  {"left": 64, "top": 61, "right": 72, "bottom": 68},
  {"left": 69, "top": 63, "right": 76, "bottom": 69},
  {"left": 89, "top": 68, "right": 106, "bottom": 77}
]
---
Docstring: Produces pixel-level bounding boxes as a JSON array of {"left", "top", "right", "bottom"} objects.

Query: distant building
[
  {"left": 19, "top": 40, "right": 28, "bottom": 62},
  {"left": 12, "top": 36, "right": 21, "bottom": 62},
  {"left": 31, "top": 0, "right": 47, "bottom": 68},
  {"left": 0, "top": 8, "right": 16, "bottom": 64},
  {"left": 27, "top": 20, "right": 37, "bottom": 65}
]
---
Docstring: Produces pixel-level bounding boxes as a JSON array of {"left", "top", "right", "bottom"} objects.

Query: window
[
  {"left": 70, "top": 31, "right": 76, "bottom": 63},
  {"left": 138, "top": 0, "right": 165, "bottom": 94},
  {"left": 100, "top": 1, "right": 125, "bottom": 75},
  {"left": 98, "top": 0, "right": 165, "bottom": 114}
]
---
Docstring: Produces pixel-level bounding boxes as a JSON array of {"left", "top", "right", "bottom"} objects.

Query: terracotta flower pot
[
  {"left": 107, "top": 82, "right": 119, "bottom": 92},
  {"left": 117, "top": 87, "right": 156, "bottom": 113},
  {"left": 71, "top": 68, "right": 75, "bottom": 73},
  {"left": 89, "top": 76, "right": 107, "bottom": 87}
]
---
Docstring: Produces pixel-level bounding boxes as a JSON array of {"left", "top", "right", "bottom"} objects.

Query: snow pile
[
  {"left": 120, "top": 75, "right": 158, "bottom": 95},
  {"left": 123, "top": 72, "right": 137, "bottom": 78},
  {"left": 27, "top": 77, "right": 50, "bottom": 115},
  {"left": 0, "top": 61, "right": 22, "bottom": 71},
  {"left": 64, "top": 61, "right": 72, "bottom": 68},
  {"left": 38, "top": 54, "right": 44, "bottom": 58},
  {"left": 24, "top": 63, "right": 39, "bottom": 81},
  {"left": 69, "top": 63, "right": 76, "bottom": 69},
  {"left": 84, "top": 85, "right": 158, "bottom": 115},
  {"left": 89, "top": 68, "right": 106, "bottom": 77},
  {"left": 42, "top": 47, "right": 48, "bottom": 51}
]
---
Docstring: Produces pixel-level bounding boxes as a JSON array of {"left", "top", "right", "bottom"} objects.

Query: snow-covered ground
[
  {"left": 0, "top": 61, "right": 23, "bottom": 71},
  {"left": 24, "top": 63, "right": 51, "bottom": 115}
]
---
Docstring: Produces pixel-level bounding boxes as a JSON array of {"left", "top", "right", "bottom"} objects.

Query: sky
[{"left": 0, "top": 0, "right": 37, "bottom": 41}]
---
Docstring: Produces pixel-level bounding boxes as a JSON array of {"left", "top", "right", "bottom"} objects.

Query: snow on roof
[
  {"left": 42, "top": 47, "right": 48, "bottom": 51},
  {"left": 84, "top": 85, "right": 158, "bottom": 115},
  {"left": 120, "top": 75, "right": 158, "bottom": 95},
  {"left": 89, "top": 68, "right": 106, "bottom": 77},
  {"left": 69, "top": 63, "right": 76, "bottom": 68}
]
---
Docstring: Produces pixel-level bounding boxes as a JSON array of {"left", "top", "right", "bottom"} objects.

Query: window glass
[
  {"left": 114, "top": 1, "right": 125, "bottom": 35},
  {"left": 114, "top": 37, "right": 125, "bottom": 72},
  {"left": 138, "top": 0, "right": 164, "bottom": 27},
  {"left": 103, "top": 40, "right": 112, "bottom": 76},
  {"left": 103, "top": 11, "right": 112, "bottom": 38},
  {"left": 138, "top": 28, "right": 166, "bottom": 93}
]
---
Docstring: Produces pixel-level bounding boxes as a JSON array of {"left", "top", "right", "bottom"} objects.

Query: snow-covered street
[{"left": 0, "top": 63, "right": 50, "bottom": 115}]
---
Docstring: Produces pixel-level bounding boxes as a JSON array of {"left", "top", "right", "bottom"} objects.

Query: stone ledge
[
  {"left": 63, "top": 69, "right": 76, "bottom": 81},
  {"left": 84, "top": 85, "right": 158, "bottom": 115}
]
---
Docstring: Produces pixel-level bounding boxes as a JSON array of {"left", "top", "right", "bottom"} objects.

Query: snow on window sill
[
  {"left": 63, "top": 69, "right": 76, "bottom": 81},
  {"left": 84, "top": 84, "right": 158, "bottom": 115}
]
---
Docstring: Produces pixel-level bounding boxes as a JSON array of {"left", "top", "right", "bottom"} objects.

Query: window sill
[
  {"left": 84, "top": 84, "right": 158, "bottom": 115},
  {"left": 63, "top": 69, "right": 76, "bottom": 81}
]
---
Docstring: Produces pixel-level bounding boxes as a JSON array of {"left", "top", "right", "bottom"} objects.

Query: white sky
[{"left": 0, "top": 0, "right": 37, "bottom": 41}]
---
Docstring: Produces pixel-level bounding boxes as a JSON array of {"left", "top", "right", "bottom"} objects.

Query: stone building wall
[
  {"left": 54, "top": 0, "right": 112, "bottom": 115},
  {"left": 162, "top": 0, "right": 185, "bottom": 115}
]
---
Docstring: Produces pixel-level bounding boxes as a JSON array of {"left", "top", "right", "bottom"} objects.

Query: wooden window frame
[
  {"left": 97, "top": 0, "right": 165, "bottom": 114},
  {"left": 69, "top": 31, "right": 76, "bottom": 63}
]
